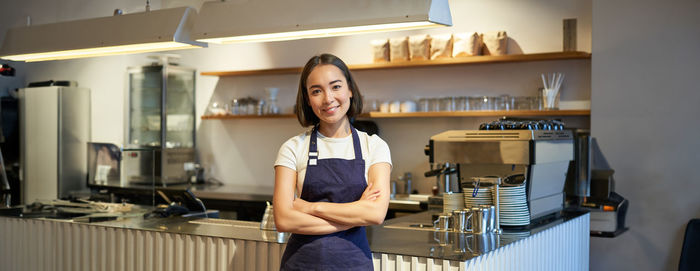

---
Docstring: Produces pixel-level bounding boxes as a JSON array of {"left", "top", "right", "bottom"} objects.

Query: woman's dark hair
[{"left": 294, "top": 53, "right": 363, "bottom": 127}]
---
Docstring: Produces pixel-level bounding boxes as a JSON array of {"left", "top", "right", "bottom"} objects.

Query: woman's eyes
[{"left": 309, "top": 85, "right": 341, "bottom": 94}]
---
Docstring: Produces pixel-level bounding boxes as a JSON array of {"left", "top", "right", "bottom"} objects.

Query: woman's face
[{"left": 305, "top": 64, "right": 352, "bottom": 126}]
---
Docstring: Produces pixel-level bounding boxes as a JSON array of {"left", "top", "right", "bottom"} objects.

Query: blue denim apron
[{"left": 280, "top": 125, "right": 373, "bottom": 270}]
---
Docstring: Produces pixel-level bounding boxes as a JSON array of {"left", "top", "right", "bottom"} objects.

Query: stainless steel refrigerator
[{"left": 19, "top": 86, "right": 90, "bottom": 203}]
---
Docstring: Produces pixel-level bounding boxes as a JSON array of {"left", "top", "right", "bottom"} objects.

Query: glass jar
[
  {"left": 455, "top": 96, "right": 468, "bottom": 111},
  {"left": 499, "top": 95, "right": 514, "bottom": 111},
  {"left": 513, "top": 96, "right": 531, "bottom": 110},
  {"left": 428, "top": 98, "right": 441, "bottom": 112},
  {"left": 256, "top": 99, "right": 266, "bottom": 115},
  {"left": 266, "top": 98, "right": 280, "bottom": 114},
  {"left": 247, "top": 97, "right": 257, "bottom": 115},
  {"left": 418, "top": 98, "right": 430, "bottom": 112},
  {"left": 473, "top": 96, "right": 492, "bottom": 110},
  {"left": 440, "top": 97, "right": 455, "bottom": 111},
  {"left": 230, "top": 99, "right": 240, "bottom": 115}
]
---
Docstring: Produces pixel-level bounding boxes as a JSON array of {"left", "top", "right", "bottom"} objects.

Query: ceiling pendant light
[
  {"left": 0, "top": 7, "right": 206, "bottom": 62},
  {"left": 193, "top": 0, "right": 452, "bottom": 44}
]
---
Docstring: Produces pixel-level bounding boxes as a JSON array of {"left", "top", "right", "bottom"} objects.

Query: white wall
[
  {"left": 591, "top": 0, "right": 700, "bottom": 270},
  {"left": 0, "top": 0, "right": 593, "bottom": 193}
]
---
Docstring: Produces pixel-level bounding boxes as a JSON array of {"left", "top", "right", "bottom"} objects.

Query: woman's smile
[{"left": 323, "top": 104, "right": 340, "bottom": 113}]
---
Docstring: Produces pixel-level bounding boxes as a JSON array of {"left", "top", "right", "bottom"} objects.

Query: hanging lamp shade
[
  {"left": 192, "top": 0, "right": 452, "bottom": 44},
  {"left": 0, "top": 7, "right": 206, "bottom": 62}
]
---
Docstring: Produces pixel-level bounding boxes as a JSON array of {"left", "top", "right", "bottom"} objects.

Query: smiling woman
[{"left": 273, "top": 53, "right": 392, "bottom": 270}]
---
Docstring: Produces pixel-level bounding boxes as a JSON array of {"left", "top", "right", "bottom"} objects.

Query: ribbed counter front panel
[
  {"left": 371, "top": 213, "right": 589, "bottom": 271},
  {"left": 0, "top": 218, "right": 286, "bottom": 271}
]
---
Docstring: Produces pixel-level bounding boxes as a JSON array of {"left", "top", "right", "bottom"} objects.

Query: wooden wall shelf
[
  {"left": 365, "top": 110, "right": 590, "bottom": 118},
  {"left": 201, "top": 110, "right": 590, "bottom": 120},
  {"left": 200, "top": 51, "right": 591, "bottom": 77},
  {"left": 202, "top": 114, "right": 296, "bottom": 119}
]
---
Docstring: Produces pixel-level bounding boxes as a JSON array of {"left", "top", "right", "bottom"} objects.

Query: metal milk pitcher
[
  {"left": 452, "top": 209, "right": 472, "bottom": 233},
  {"left": 433, "top": 213, "right": 453, "bottom": 231},
  {"left": 471, "top": 206, "right": 491, "bottom": 234},
  {"left": 479, "top": 204, "right": 497, "bottom": 233}
]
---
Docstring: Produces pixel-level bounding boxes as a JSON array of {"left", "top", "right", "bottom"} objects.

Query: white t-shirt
[{"left": 274, "top": 128, "right": 392, "bottom": 195}]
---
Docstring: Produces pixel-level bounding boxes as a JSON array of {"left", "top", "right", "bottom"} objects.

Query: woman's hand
[{"left": 360, "top": 182, "right": 381, "bottom": 201}]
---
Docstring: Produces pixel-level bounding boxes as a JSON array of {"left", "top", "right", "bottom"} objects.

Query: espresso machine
[{"left": 424, "top": 127, "right": 574, "bottom": 223}]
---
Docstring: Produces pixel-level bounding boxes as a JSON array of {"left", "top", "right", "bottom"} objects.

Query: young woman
[{"left": 273, "top": 53, "right": 392, "bottom": 270}]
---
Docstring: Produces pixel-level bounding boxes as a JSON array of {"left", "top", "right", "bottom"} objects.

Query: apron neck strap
[{"left": 308, "top": 124, "right": 363, "bottom": 162}]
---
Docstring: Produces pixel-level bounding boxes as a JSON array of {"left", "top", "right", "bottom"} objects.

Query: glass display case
[{"left": 124, "top": 64, "right": 196, "bottom": 185}]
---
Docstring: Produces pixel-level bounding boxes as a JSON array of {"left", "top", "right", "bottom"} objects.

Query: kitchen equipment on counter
[
  {"left": 86, "top": 142, "right": 121, "bottom": 187},
  {"left": 260, "top": 201, "right": 276, "bottom": 231},
  {"left": 462, "top": 182, "right": 493, "bottom": 207},
  {"left": 497, "top": 175, "right": 530, "bottom": 226},
  {"left": 452, "top": 209, "right": 471, "bottom": 233},
  {"left": 564, "top": 129, "right": 629, "bottom": 237},
  {"left": 123, "top": 61, "right": 196, "bottom": 186},
  {"left": 433, "top": 205, "right": 499, "bottom": 234},
  {"left": 486, "top": 205, "right": 497, "bottom": 233},
  {"left": 19, "top": 84, "right": 91, "bottom": 204},
  {"left": 581, "top": 169, "right": 629, "bottom": 237},
  {"left": 433, "top": 213, "right": 453, "bottom": 231},
  {"left": 565, "top": 129, "right": 592, "bottom": 198},
  {"left": 586, "top": 191, "right": 628, "bottom": 236},
  {"left": 425, "top": 127, "right": 574, "bottom": 224},
  {"left": 442, "top": 192, "right": 464, "bottom": 214},
  {"left": 471, "top": 206, "right": 491, "bottom": 234},
  {"left": 424, "top": 162, "right": 459, "bottom": 195},
  {"left": 462, "top": 177, "right": 502, "bottom": 233}
]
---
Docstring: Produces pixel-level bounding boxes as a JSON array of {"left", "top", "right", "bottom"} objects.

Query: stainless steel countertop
[
  {"left": 70, "top": 210, "right": 290, "bottom": 243},
  {"left": 92, "top": 182, "right": 274, "bottom": 202},
  {"left": 367, "top": 210, "right": 588, "bottom": 261},
  {"left": 14, "top": 208, "right": 586, "bottom": 261}
]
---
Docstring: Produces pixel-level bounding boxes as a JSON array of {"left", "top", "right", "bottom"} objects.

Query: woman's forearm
[
  {"left": 306, "top": 199, "right": 387, "bottom": 226},
  {"left": 275, "top": 206, "right": 352, "bottom": 235}
]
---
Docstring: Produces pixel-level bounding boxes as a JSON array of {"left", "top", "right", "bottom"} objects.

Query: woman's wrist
[
  {"left": 307, "top": 201, "right": 320, "bottom": 216},
  {"left": 294, "top": 198, "right": 317, "bottom": 215}
]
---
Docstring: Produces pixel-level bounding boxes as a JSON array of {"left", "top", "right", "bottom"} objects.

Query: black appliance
[{"left": 1, "top": 96, "right": 20, "bottom": 206}]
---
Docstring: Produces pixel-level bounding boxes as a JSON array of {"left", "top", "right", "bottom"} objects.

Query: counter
[
  {"left": 369, "top": 210, "right": 590, "bottom": 267},
  {"left": 0, "top": 208, "right": 589, "bottom": 271}
]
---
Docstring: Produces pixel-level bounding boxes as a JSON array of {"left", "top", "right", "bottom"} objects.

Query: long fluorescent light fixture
[
  {"left": 193, "top": 0, "right": 452, "bottom": 44},
  {"left": 0, "top": 7, "right": 206, "bottom": 62}
]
